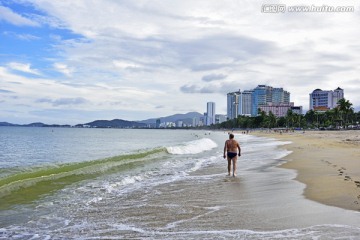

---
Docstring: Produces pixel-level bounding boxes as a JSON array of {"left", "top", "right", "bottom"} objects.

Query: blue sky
[{"left": 1, "top": 0, "right": 359, "bottom": 124}]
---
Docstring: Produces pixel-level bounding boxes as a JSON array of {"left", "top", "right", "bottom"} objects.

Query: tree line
[{"left": 213, "top": 98, "right": 360, "bottom": 130}]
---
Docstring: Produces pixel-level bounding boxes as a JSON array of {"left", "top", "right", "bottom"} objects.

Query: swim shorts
[{"left": 227, "top": 152, "right": 237, "bottom": 159}]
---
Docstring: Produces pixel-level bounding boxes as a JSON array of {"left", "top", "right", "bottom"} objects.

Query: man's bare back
[{"left": 225, "top": 139, "right": 240, "bottom": 153}]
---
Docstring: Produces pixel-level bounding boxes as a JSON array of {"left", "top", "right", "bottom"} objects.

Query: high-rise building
[
  {"left": 206, "top": 102, "right": 216, "bottom": 125},
  {"left": 239, "top": 90, "right": 253, "bottom": 117},
  {"left": 252, "top": 85, "right": 270, "bottom": 116},
  {"left": 215, "top": 114, "right": 227, "bottom": 124},
  {"left": 309, "top": 87, "right": 344, "bottom": 111},
  {"left": 227, "top": 91, "right": 241, "bottom": 120},
  {"left": 227, "top": 85, "right": 297, "bottom": 118},
  {"left": 272, "top": 88, "right": 290, "bottom": 103},
  {"left": 192, "top": 117, "right": 199, "bottom": 127},
  {"left": 155, "top": 119, "right": 161, "bottom": 128}
]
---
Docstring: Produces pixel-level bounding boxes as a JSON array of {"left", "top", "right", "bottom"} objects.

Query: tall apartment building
[
  {"left": 227, "top": 90, "right": 253, "bottom": 119},
  {"left": 273, "top": 88, "right": 290, "bottom": 103},
  {"left": 309, "top": 87, "right": 344, "bottom": 111},
  {"left": 227, "top": 85, "right": 298, "bottom": 119},
  {"left": 215, "top": 114, "right": 227, "bottom": 124},
  {"left": 239, "top": 90, "right": 253, "bottom": 116},
  {"left": 252, "top": 85, "right": 270, "bottom": 116},
  {"left": 227, "top": 91, "right": 241, "bottom": 120},
  {"left": 206, "top": 102, "right": 216, "bottom": 125}
]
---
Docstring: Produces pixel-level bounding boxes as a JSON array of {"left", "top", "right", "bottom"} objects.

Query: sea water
[{"left": 0, "top": 127, "right": 360, "bottom": 239}]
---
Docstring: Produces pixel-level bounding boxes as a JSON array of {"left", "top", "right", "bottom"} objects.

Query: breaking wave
[{"left": 166, "top": 138, "right": 218, "bottom": 155}]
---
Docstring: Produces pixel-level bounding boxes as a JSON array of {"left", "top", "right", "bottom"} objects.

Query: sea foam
[{"left": 166, "top": 138, "right": 218, "bottom": 155}]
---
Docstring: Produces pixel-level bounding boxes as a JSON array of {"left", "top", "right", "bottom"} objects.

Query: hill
[
  {"left": 81, "top": 119, "right": 147, "bottom": 128},
  {"left": 0, "top": 122, "right": 19, "bottom": 126},
  {"left": 0, "top": 112, "right": 204, "bottom": 128},
  {"left": 138, "top": 112, "right": 203, "bottom": 127}
]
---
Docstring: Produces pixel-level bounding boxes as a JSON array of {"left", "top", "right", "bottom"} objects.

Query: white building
[
  {"left": 206, "top": 102, "right": 216, "bottom": 125},
  {"left": 309, "top": 87, "right": 344, "bottom": 111},
  {"left": 215, "top": 114, "right": 227, "bottom": 124},
  {"left": 176, "top": 121, "right": 183, "bottom": 128},
  {"left": 238, "top": 90, "right": 253, "bottom": 116},
  {"left": 227, "top": 91, "right": 240, "bottom": 120}
]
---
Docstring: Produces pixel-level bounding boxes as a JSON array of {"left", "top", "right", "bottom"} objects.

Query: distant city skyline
[
  {"left": 226, "top": 85, "right": 302, "bottom": 118},
  {"left": 1, "top": 1, "right": 359, "bottom": 124}
]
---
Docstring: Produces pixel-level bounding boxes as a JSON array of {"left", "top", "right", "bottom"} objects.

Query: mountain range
[{"left": 0, "top": 112, "right": 203, "bottom": 128}]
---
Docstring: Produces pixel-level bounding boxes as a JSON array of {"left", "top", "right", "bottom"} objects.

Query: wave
[
  {"left": 166, "top": 138, "right": 218, "bottom": 155},
  {"left": 0, "top": 138, "right": 217, "bottom": 209},
  {"left": 0, "top": 148, "right": 165, "bottom": 209}
]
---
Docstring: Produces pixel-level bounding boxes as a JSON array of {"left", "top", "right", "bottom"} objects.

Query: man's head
[{"left": 229, "top": 133, "right": 234, "bottom": 139}]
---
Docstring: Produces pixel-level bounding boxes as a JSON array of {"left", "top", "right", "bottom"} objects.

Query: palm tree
[
  {"left": 286, "top": 109, "right": 294, "bottom": 128},
  {"left": 268, "top": 111, "right": 277, "bottom": 128},
  {"left": 337, "top": 98, "right": 353, "bottom": 128},
  {"left": 305, "top": 109, "right": 316, "bottom": 127}
]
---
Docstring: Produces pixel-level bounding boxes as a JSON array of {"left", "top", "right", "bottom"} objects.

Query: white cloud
[
  {"left": 0, "top": 6, "right": 39, "bottom": 26},
  {"left": 2, "top": 0, "right": 360, "bottom": 124},
  {"left": 7, "top": 62, "right": 41, "bottom": 75},
  {"left": 2, "top": 31, "right": 40, "bottom": 40},
  {"left": 113, "top": 60, "right": 141, "bottom": 70},
  {"left": 53, "top": 63, "right": 74, "bottom": 77}
]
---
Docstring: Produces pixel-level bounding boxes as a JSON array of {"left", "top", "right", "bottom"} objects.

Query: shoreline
[{"left": 250, "top": 130, "right": 360, "bottom": 212}]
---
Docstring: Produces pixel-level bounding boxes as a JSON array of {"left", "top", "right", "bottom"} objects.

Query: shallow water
[{"left": 0, "top": 127, "right": 360, "bottom": 239}]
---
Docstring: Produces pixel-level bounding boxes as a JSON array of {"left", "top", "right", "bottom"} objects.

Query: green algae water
[
  {"left": 0, "top": 148, "right": 165, "bottom": 209},
  {"left": 1, "top": 127, "right": 360, "bottom": 239}
]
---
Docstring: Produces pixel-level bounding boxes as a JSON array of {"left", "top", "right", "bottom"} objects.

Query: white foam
[
  {"left": 166, "top": 138, "right": 217, "bottom": 155},
  {"left": 102, "top": 175, "right": 144, "bottom": 193},
  {"left": 86, "top": 197, "right": 103, "bottom": 205}
]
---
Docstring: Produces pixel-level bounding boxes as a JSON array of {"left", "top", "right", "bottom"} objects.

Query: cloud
[
  {"left": 14, "top": 33, "right": 40, "bottom": 41},
  {"left": 7, "top": 62, "right": 41, "bottom": 75},
  {"left": 113, "top": 60, "right": 141, "bottom": 70},
  {"left": 53, "top": 63, "right": 74, "bottom": 77},
  {"left": 0, "top": 6, "right": 39, "bottom": 26},
  {"left": 202, "top": 73, "right": 227, "bottom": 82},
  {"left": 36, "top": 97, "right": 88, "bottom": 106},
  {"left": 3, "top": 31, "right": 40, "bottom": 40},
  {"left": 180, "top": 80, "right": 241, "bottom": 94},
  {"left": 180, "top": 83, "right": 222, "bottom": 94},
  {"left": 2, "top": 0, "right": 360, "bottom": 124},
  {"left": 0, "top": 89, "right": 15, "bottom": 93}
]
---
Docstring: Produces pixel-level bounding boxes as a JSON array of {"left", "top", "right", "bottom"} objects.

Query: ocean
[{"left": 0, "top": 127, "right": 360, "bottom": 239}]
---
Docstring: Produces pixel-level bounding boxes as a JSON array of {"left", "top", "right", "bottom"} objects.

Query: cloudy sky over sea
[{"left": 1, "top": 0, "right": 359, "bottom": 124}]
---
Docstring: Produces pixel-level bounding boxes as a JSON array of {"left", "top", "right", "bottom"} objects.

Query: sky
[{"left": 0, "top": 0, "right": 359, "bottom": 125}]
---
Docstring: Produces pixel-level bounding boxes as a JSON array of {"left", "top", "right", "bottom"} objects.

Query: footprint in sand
[
  {"left": 344, "top": 176, "right": 352, "bottom": 181},
  {"left": 355, "top": 181, "right": 360, "bottom": 188}
]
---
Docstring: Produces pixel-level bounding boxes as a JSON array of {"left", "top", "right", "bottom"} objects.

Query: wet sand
[{"left": 252, "top": 130, "right": 360, "bottom": 212}]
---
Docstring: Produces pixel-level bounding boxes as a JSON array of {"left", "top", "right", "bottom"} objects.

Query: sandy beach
[{"left": 252, "top": 130, "right": 360, "bottom": 212}]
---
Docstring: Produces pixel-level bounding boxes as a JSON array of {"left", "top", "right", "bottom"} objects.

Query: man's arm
[
  {"left": 223, "top": 140, "right": 228, "bottom": 158},
  {"left": 237, "top": 142, "right": 241, "bottom": 156}
]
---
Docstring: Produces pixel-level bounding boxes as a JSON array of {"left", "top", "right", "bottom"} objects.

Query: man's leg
[
  {"left": 232, "top": 158, "right": 237, "bottom": 176},
  {"left": 227, "top": 158, "right": 231, "bottom": 175}
]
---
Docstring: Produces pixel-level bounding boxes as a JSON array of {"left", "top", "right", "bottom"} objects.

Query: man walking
[{"left": 223, "top": 133, "right": 241, "bottom": 177}]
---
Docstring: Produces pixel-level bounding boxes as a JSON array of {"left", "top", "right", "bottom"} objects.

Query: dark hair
[{"left": 229, "top": 133, "right": 234, "bottom": 139}]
